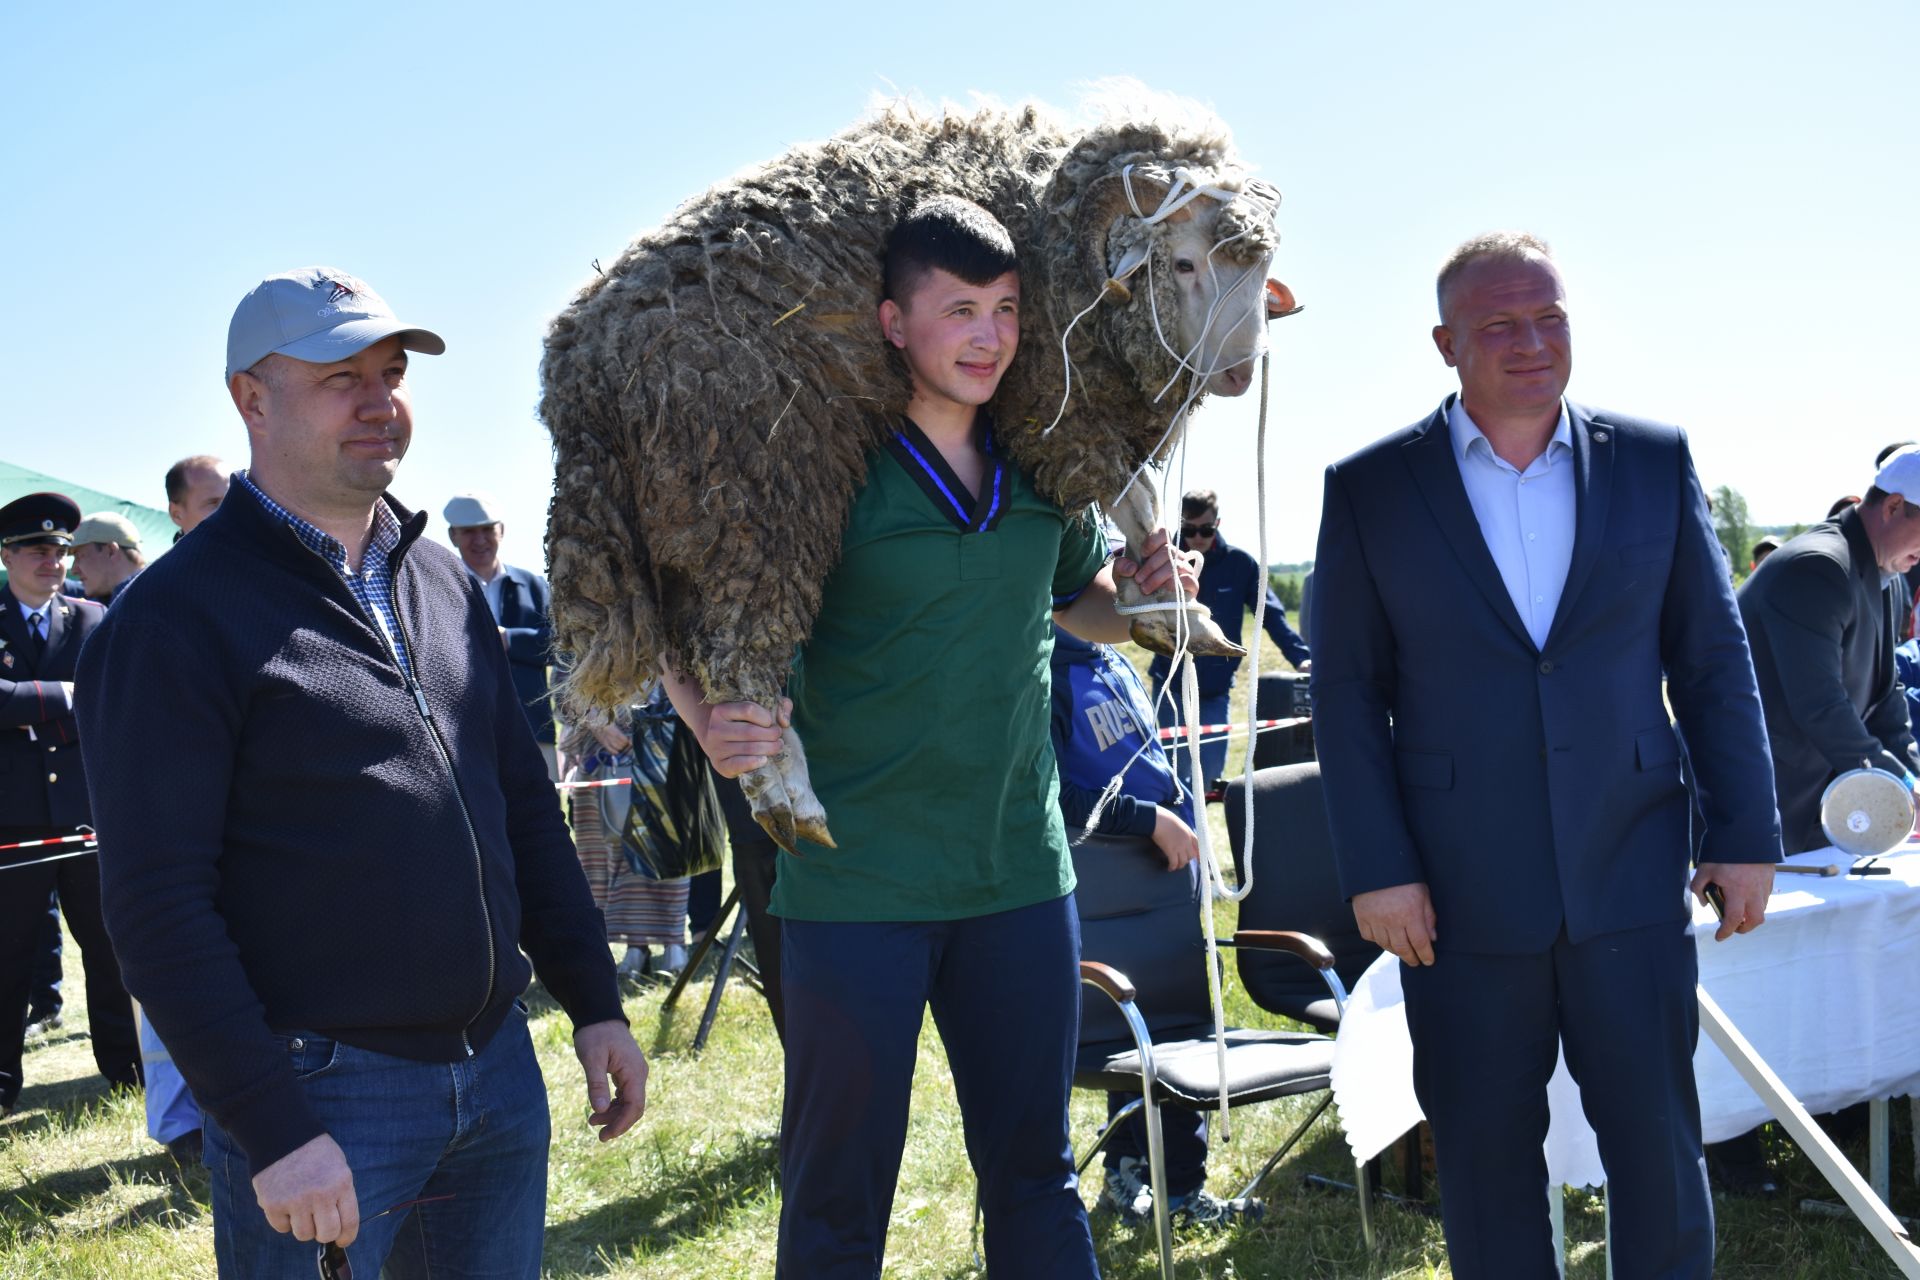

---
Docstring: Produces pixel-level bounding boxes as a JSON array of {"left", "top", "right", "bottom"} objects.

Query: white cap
[
  {"left": 1874, "top": 447, "right": 1920, "bottom": 504},
  {"left": 444, "top": 493, "right": 504, "bottom": 527}
]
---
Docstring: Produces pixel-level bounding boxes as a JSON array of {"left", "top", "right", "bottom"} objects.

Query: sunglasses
[
  {"left": 317, "top": 1195, "right": 455, "bottom": 1279},
  {"left": 1180, "top": 522, "right": 1218, "bottom": 539}
]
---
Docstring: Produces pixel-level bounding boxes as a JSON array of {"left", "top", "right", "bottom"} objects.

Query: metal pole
[{"left": 1698, "top": 986, "right": 1920, "bottom": 1277}]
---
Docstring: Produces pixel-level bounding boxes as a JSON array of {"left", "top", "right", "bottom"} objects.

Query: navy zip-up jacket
[
  {"left": 1146, "top": 534, "right": 1310, "bottom": 697},
  {"left": 77, "top": 485, "right": 623, "bottom": 1174}
]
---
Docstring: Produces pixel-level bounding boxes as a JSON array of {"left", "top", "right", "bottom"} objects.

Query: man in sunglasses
[
  {"left": 79, "top": 268, "right": 647, "bottom": 1278},
  {"left": 1147, "top": 488, "right": 1311, "bottom": 789}
]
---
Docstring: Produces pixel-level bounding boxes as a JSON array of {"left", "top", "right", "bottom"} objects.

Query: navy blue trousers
[
  {"left": 777, "top": 894, "right": 1098, "bottom": 1279},
  {"left": 1402, "top": 919, "right": 1711, "bottom": 1280}
]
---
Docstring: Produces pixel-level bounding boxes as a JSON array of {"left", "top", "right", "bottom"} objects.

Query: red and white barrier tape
[
  {"left": 1154, "top": 715, "right": 1307, "bottom": 741},
  {"left": 0, "top": 831, "right": 94, "bottom": 854}
]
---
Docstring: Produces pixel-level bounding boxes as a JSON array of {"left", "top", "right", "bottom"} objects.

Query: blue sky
[{"left": 5, "top": 1, "right": 1913, "bottom": 564}]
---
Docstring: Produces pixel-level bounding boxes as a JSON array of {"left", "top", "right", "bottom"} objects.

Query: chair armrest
[
  {"left": 1232, "top": 930, "right": 1335, "bottom": 971},
  {"left": 1080, "top": 960, "right": 1137, "bottom": 1005}
]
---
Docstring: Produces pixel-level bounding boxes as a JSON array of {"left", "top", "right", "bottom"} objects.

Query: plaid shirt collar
[{"left": 235, "top": 468, "right": 412, "bottom": 676}]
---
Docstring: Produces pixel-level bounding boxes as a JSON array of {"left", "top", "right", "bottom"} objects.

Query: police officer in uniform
[{"left": 0, "top": 492, "right": 139, "bottom": 1116}]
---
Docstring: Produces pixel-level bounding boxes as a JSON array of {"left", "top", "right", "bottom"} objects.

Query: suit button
[
  {"left": 47, "top": 772, "right": 57, "bottom": 783},
  {"left": 47, "top": 746, "right": 56, "bottom": 754},
  {"left": 1539, "top": 660, "right": 1554, "bottom": 675}
]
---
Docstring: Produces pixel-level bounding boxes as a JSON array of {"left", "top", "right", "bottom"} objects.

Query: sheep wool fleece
[{"left": 772, "top": 417, "right": 1107, "bottom": 922}]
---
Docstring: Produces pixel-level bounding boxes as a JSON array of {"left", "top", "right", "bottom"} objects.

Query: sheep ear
[{"left": 1265, "top": 278, "right": 1303, "bottom": 320}]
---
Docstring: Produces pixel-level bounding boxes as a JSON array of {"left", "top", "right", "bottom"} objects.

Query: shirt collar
[
  {"left": 1447, "top": 394, "right": 1572, "bottom": 466},
  {"left": 237, "top": 468, "right": 401, "bottom": 567}
]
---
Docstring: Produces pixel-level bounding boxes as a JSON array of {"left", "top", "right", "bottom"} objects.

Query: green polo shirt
[{"left": 770, "top": 417, "right": 1109, "bottom": 922}]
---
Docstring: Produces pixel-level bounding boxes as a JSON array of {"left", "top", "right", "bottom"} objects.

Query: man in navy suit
[
  {"left": 444, "top": 494, "right": 559, "bottom": 779},
  {"left": 0, "top": 492, "right": 141, "bottom": 1116},
  {"left": 1310, "top": 233, "right": 1781, "bottom": 1277}
]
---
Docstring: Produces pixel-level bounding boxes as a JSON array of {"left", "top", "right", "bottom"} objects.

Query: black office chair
[
  {"left": 1070, "top": 831, "right": 1372, "bottom": 1279},
  {"left": 1224, "top": 760, "right": 1381, "bottom": 1033},
  {"left": 1225, "top": 761, "right": 1433, "bottom": 1205}
]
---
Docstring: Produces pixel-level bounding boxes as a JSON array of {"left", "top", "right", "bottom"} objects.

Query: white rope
[{"left": 1035, "top": 165, "right": 1281, "bottom": 1132}]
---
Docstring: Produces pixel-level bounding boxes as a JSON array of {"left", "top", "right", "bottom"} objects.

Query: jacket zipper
[
  {"left": 304, "top": 535, "right": 497, "bottom": 1057},
  {"left": 388, "top": 581, "right": 496, "bottom": 1057}
]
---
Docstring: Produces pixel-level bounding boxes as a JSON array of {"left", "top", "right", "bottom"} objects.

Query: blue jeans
[
  {"left": 1153, "top": 684, "right": 1231, "bottom": 791},
  {"left": 777, "top": 895, "right": 1098, "bottom": 1279},
  {"left": 203, "top": 1008, "right": 550, "bottom": 1279}
]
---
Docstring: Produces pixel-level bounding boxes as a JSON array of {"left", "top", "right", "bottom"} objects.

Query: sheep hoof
[
  {"left": 741, "top": 725, "right": 836, "bottom": 854},
  {"left": 1128, "top": 605, "right": 1247, "bottom": 659}
]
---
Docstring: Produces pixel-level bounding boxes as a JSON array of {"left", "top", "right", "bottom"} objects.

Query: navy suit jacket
[
  {"left": 492, "top": 564, "right": 555, "bottom": 745},
  {"left": 1310, "top": 401, "right": 1781, "bottom": 954},
  {"left": 0, "top": 591, "right": 104, "bottom": 832}
]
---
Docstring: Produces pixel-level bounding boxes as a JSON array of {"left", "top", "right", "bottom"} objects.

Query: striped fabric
[{"left": 562, "top": 726, "right": 690, "bottom": 945}]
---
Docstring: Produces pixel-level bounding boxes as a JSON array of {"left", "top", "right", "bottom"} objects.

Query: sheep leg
[
  {"left": 1106, "top": 477, "right": 1244, "bottom": 658},
  {"left": 737, "top": 723, "right": 836, "bottom": 854}
]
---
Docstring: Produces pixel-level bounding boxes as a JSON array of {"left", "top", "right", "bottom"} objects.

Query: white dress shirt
[
  {"left": 466, "top": 563, "right": 509, "bottom": 623},
  {"left": 1447, "top": 395, "right": 1576, "bottom": 650}
]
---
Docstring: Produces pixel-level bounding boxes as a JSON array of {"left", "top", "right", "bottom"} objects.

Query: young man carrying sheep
[{"left": 665, "top": 195, "right": 1201, "bottom": 1278}]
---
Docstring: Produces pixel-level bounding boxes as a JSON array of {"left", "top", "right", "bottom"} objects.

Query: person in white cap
[
  {"left": 1738, "top": 446, "right": 1920, "bottom": 855},
  {"left": 443, "top": 492, "right": 559, "bottom": 780},
  {"left": 78, "top": 267, "right": 646, "bottom": 1279},
  {"left": 68, "top": 513, "right": 147, "bottom": 607}
]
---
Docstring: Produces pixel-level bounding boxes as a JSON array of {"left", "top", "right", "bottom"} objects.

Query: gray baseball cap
[{"left": 226, "top": 266, "right": 446, "bottom": 378}]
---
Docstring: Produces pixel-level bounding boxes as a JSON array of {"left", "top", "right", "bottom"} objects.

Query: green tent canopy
[{"left": 0, "top": 461, "right": 173, "bottom": 590}]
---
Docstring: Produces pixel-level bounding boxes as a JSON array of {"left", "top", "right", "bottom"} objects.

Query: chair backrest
[
  {"left": 1225, "top": 762, "right": 1380, "bottom": 1021},
  {"left": 1070, "top": 832, "right": 1213, "bottom": 1050}
]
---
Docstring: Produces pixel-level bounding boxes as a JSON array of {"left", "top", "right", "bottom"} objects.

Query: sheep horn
[{"left": 1073, "top": 169, "right": 1174, "bottom": 301}]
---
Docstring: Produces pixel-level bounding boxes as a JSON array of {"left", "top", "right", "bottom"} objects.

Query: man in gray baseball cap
[
  {"left": 83, "top": 268, "right": 646, "bottom": 1277},
  {"left": 224, "top": 267, "right": 445, "bottom": 380}
]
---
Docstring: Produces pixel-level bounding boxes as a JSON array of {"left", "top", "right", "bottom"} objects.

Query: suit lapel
[
  {"left": 1544, "top": 406, "right": 1614, "bottom": 643},
  {"left": 1402, "top": 402, "right": 1537, "bottom": 652}
]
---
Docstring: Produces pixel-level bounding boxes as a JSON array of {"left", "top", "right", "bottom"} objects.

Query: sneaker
[
  {"left": 657, "top": 943, "right": 689, "bottom": 977},
  {"left": 1100, "top": 1156, "right": 1154, "bottom": 1223},
  {"left": 617, "top": 946, "right": 650, "bottom": 980},
  {"left": 24, "top": 1010, "right": 62, "bottom": 1038},
  {"left": 1167, "top": 1186, "right": 1265, "bottom": 1229}
]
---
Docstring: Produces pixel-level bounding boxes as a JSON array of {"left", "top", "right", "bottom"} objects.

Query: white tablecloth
[{"left": 1328, "top": 845, "right": 1920, "bottom": 1189}]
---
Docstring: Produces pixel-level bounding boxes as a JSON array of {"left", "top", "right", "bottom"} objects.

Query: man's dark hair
[
  {"left": 1833, "top": 494, "right": 1865, "bottom": 518},
  {"left": 165, "top": 454, "right": 226, "bottom": 503},
  {"left": 1751, "top": 536, "right": 1782, "bottom": 565},
  {"left": 882, "top": 195, "right": 1018, "bottom": 304},
  {"left": 1181, "top": 489, "right": 1219, "bottom": 520},
  {"left": 1878, "top": 441, "right": 1918, "bottom": 468},
  {"left": 1863, "top": 486, "right": 1920, "bottom": 517}
]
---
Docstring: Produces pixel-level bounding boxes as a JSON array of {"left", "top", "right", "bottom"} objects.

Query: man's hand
[
  {"left": 1151, "top": 806, "right": 1199, "bottom": 871},
  {"left": 1353, "top": 882, "right": 1439, "bottom": 966},
  {"left": 251, "top": 1133, "right": 358, "bottom": 1246},
  {"left": 574, "top": 1020, "right": 648, "bottom": 1141},
  {"left": 1114, "top": 527, "right": 1202, "bottom": 599},
  {"left": 588, "top": 721, "right": 632, "bottom": 754},
  {"left": 697, "top": 698, "right": 791, "bottom": 778},
  {"left": 1692, "top": 862, "right": 1776, "bottom": 941}
]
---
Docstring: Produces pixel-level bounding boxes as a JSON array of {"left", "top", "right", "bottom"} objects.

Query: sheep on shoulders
[{"left": 540, "top": 90, "right": 1294, "bottom": 851}]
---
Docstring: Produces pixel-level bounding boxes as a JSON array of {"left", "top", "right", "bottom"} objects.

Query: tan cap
[{"left": 72, "top": 512, "right": 142, "bottom": 549}]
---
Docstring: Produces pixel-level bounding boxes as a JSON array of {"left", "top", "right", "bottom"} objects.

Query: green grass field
[{"left": 3, "top": 626, "right": 1913, "bottom": 1277}]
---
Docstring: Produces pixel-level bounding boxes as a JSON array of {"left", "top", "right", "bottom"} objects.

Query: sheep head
[{"left": 1074, "top": 168, "right": 1281, "bottom": 400}]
